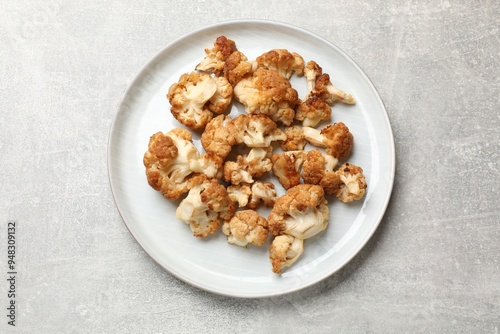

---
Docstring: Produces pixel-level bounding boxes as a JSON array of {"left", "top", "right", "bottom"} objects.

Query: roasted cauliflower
[
  {"left": 269, "top": 235, "right": 304, "bottom": 274},
  {"left": 332, "top": 163, "right": 367, "bottom": 202},
  {"left": 301, "top": 149, "right": 338, "bottom": 186},
  {"left": 247, "top": 181, "right": 277, "bottom": 209},
  {"left": 233, "top": 68, "right": 299, "bottom": 126},
  {"left": 280, "top": 125, "right": 307, "bottom": 151},
  {"left": 311, "top": 73, "right": 355, "bottom": 105},
  {"left": 143, "top": 129, "right": 199, "bottom": 200},
  {"left": 227, "top": 183, "right": 252, "bottom": 208},
  {"left": 222, "top": 210, "right": 269, "bottom": 247},
  {"left": 304, "top": 60, "right": 355, "bottom": 105},
  {"left": 196, "top": 35, "right": 237, "bottom": 76},
  {"left": 176, "top": 175, "right": 235, "bottom": 238},
  {"left": 271, "top": 151, "right": 306, "bottom": 190},
  {"left": 268, "top": 184, "right": 329, "bottom": 239},
  {"left": 201, "top": 114, "right": 237, "bottom": 159},
  {"left": 303, "top": 122, "right": 354, "bottom": 159},
  {"left": 188, "top": 151, "right": 224, "bottom": 180},
  {"left": 223, "top": 147, "right": 273, "bottom": 185},
  {"left": 224, "top": 50, "right": 255, "bottom": 86},
  {"left": 304, "top": 60, "right": 323, "bottom": 92},
  {"left": 295, "top": 96, "right": 332, "bottom": 127},
  {"left": 232, "top": 114, "right": 286, "bottom": 148},
  {"left": 227, "top": 181, "right": 277, "bottom": 209},
  {"left": 167, "top": 72, "right": 232, "bottom": 129},
  {"left": 255, "top": 49, "right": 304, "bottom": 79}
]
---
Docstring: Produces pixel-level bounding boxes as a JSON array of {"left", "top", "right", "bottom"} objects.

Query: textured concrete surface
[{"left": 1, "top": 0, "right": 499, "bottom": 333}]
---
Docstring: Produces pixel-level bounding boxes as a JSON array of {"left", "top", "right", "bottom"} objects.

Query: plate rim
[{"left": 107, "top": 18, "right": 396, "bottom": 298}]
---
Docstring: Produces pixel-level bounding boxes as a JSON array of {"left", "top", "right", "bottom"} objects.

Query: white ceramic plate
[{"left": 108, "top": 19, "right": 395, "bottom": 298}]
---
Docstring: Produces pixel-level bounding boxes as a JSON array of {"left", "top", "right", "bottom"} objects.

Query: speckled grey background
[{"left": 1, "top": 0, "right": 499, "bottom": 333}]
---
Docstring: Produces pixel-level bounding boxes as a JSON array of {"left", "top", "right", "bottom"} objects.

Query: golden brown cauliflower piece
[
  {"left": 295, "top": 96, "right": 332, "bottom": 127},
  {"left": 303, "top": 122, "right": 354, "bottom": 159},
  {"left": 304, "top": 60, "right": 323, "bottom": 92},
  {"left": 188, "top": 151, "right": 224, "bottom": 180},
  {"left": 332, "top": 163, "right": 367, "bottom": 202},
  {"left": 201, "top": 115, "right": 237, "bottom": 159},
  {"left": 224, "top": 50, "right": 254, "bottom": 86},
  {"left": 232, "top": 114, "right": 286, "bottom": 148},
  {"left": 227, "top": 183, "right": 252, "bottom": 208},
  {"left": 271, "top": 151, "right": 306, "bottom": 190},
  {"left": 176, "top": 175, "right": 235, "bottom": 238},
  {"left": 302, "top": 149, "right": 338, "bottom": 185},
  {"left": 255, "top": 49, "right": 305, "bottom": 79},
  {"left": 233, "top": 68, "right": 299, "bottom": 126},
  {"left": 143, "top": 129, "right": 199, "bottom": 200},
  {"left": 269, "top": 235, "right": 304, "bottom": 274},
  {"left": 196, "top": 36, "right": 237, "bottom": 76},
  {"left": 247, "top": 181, "right": 277, "bottom": 209},
  {"left": 227, "top": 181, "right": 277, "bottom": 209},
  {"left": 312, "top": 73, "right": 355, "bottom": 105},
  {"left": 268, "top": 184, "right": 329, "bottom": 239},
  {"left": 167, "top": 72, "right": 232, "bottom": 129},
  {"left": 281, "top": 125, "right": 307, "bottom": 151},
  {"left": 223, "top": 147, "right": 273, "bottom": 185},
  {"left": 222, "top": 210, "right": 269, "bottom": 247}
]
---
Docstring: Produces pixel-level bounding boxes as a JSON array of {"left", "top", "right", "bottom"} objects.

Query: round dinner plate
[{"left": 108, "top": 19, "right": 395, "bottom": 298}]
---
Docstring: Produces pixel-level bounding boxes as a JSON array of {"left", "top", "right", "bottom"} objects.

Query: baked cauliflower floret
[
  {"left": 196, "top": 35, "right": 237, "bottom": 76},
  {"left": 295, "top": 96, "right": 332, "bottom": 127},
  {"left": 256, "top": 49, "right": 305, "bottom": 79},
  {"left": 208, "top": 77, "right": 233, "bottom": 114},
  {"left": 303, "top": 122, "right": 354, "bottom": 159},
  {"left": 304, "top": 60, "right": 323, "bottom": 92},
  {"left": 269, "top": 235, "right": 304, "bottom": 274},
  {"left": 281, "top": 125, "right": 307, "bottom": 151},
  {"left": 188, "top": 152, "right": 223, "bottom": 179},
  {"left": 233, "top": 68, "right": 299, "bottom": 126},
  {"left": 224, "top": 50, "right": 254, "bottom": 86},
  {"left": 143, "top": 129, "right": 199, "bottom": 200},
  {"left": 176, "top": 175, "right": 235, "bottom": 238},
  {"left": 223, "top": 147, "right": 273, "bottom": 185},
  {"left": 247, "top": 181, "right": 277, "bottom": 209},
  {"left": 302, "top": 149, "right": 338, "bottom": 185},
  {"left": 201, "top": 115, "right": 237, "bottom": 159},
  {"left": 333, "top": 163, "right": 367, "bottom": 202},
  {"left": 222, "top": 210, "right": 269, "bottom": 247},
  {"left": 312, "top": 73, "right": 356, "bottom": 105},
  {"left": 268, "top": 184, "right": 329, "bottom": 239},
  {"left": 227, "top": 181, "right": 277, "bottom": 209},
  {"left": 232, "top": 114, "right": 286, "bottom": 148},
  {"left": 167, "top": 72, "right": 232, "bottom": 130},
  {"left": 227, "top": 183, "right": 252, "bottom": 207},
  {"left": 271, "top": 151, "right": 306, "bottom": 190}
]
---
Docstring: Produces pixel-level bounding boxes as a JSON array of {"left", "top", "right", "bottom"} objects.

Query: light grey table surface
[{"left": 1, "top": 0, "right": 499, "bottom": 333}]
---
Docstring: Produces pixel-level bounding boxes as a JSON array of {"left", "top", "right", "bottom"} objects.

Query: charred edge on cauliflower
[
  {"left": 295, "top": 96, "right": 332, "bottom": 127},
  {"left": 333, "top": 163, "right": 367, "bottom": 202},
  {"left": 195, "top": 36, "right": 238, "bottom": 76},
  {"left": 303, "top": 122, "right": 354, "bottom": 159},
  {"left": 271, "top": 151, "right": 306, "bottom": 190}
]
